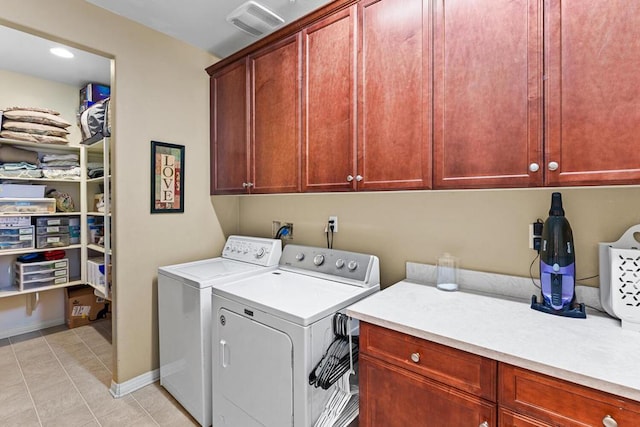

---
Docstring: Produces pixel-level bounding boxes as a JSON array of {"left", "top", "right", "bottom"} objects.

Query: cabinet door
[
  {"left": 359, "top": 354, "right": 496, "bottom": 427},
  {"left": 545, "top": 0, "right": 640, "bottom": 185},
  {"left": 250, "top": 35, "right": 302, "bottom": 193},
  {"left": 358, "top": 0, "right": 431, "bottom": 191},
  {"left": 210, "top": 59, "right": 250, "bottom": 194},
  {"left": 433, "top": 0, "right": 543, "bottom": 189},
  {"left": 302, "top": 6, "right": 357, "bottom": 192}
]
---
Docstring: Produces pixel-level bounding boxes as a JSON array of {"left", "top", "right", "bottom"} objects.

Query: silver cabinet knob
[
  {"left": 548, "top": 161, "right": 559, "bottom": 171},
  {"left": 479, "top": 422, "right": 489, "bottom": 427},
  {"left": 529, "top": 163, "right": 539, "bottom": 172},
  {"left": 346, "top": 175, "right": 354, "bottom": 182},
  {"left": 242, "top": 182, "right": 248, "bottom": 188},
  {"left": 602, "top": 415, "right": 618, "bottom": 427},
  {"left": 355, "top": 175, "right": 363, "bottom": 182},
  {"left": 247, "top": 182, "right": 254, "bottom": 187},
  {"left": 410, "top": 352, "right": 420, "bottom": 363}
]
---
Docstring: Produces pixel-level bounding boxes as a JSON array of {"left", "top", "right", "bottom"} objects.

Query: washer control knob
[
  {"left": 295, "top": 253, "right": 305, "bottom": 261},
  {"left": 314, "top": 254, "right": 325, "bottom": 266},
  {"left": 347, "top": 260, "right": 358, "bottom": 271},
  {"left": 255, "top": 247, "right": 266, "bottom": 259},
  {"left": 335, "top": 259, "right": 345, "bottom": 269}
]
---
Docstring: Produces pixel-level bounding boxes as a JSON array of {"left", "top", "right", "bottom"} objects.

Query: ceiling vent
[{"left": 226, "top": 1, "right": 285, "bottom": 37}]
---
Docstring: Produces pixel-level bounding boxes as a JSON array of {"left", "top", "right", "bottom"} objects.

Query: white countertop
[{"left": 347, "top": 280, "right": 640, "bottom": 402}]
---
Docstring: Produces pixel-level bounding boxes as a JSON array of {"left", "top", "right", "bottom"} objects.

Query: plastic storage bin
[
  {"left": 0, "top": 198, "right": 56, "bottom": 214},
  {"left": 36, "top": 225, "right": 70, "bottom": 235},
  {"left": 15, "top": 259, "right": 69, "bottom": 291},
  {"left": 0, "top": 226, "right": 34, "bottom": 251}
]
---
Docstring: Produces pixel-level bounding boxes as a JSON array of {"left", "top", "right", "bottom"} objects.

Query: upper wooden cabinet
[
  {"left": 433, "top": 0, "right": 543, "bottom": 189},
  {"left": 210, "top": 59, "right": 249, "bottom": 194},
  {"left": 544, "top": 0, "right": 640, "bottom": 186},
  {"left": 302, "top": 6, "right": 357, "bottom": 192},
  {"left": 358, "top": 0, "right": 431, "bottom": 190},
  {"left": 302, "top": 0, "right": 430, "bottom": 192},
  {"left": 209, "top": 0, "right": 640, "bottom": 194},
  {"left": 250, "top": 35, "right": 302, "bottom": 194}
]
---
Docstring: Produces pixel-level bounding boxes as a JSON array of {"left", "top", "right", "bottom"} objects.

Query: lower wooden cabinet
[
  {"left": 358, "top": 322, "right": 640, "bottom": 427},
  {"left": 359, "top": 322, "right": 496, "bottom": 426},
  {"left": 499, "top": 364, "right": 640, "bottom": 426}
]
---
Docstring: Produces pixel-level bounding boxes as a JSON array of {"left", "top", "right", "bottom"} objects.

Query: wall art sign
[{"left": 151, "top": 140, "right": 184, "bottom": 213}]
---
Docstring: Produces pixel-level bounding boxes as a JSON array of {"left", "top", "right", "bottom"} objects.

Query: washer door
[{"left": 218, "top": 308, "right": 293, "bottom": 427}]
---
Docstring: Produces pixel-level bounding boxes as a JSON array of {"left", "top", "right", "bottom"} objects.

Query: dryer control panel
[
  {"left": 279, "top": 244, "right": 380, "bottom": 287},
  {"left": 222, "top": 235, "right": 282, "bottom": 266}
]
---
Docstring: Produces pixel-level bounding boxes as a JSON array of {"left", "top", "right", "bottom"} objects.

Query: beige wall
[
  {"left": 215, "top": 185, "right": 640, "bottom": 288},
  {"left": 0, "top": 0, "right": 225, "bottom": 383}
]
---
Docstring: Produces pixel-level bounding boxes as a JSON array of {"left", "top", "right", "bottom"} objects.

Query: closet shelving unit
[{"left": 0, "top": 135, "right": 111, "bottom": 301}]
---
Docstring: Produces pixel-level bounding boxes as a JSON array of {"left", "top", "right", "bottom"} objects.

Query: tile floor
[{"left": 0, "top": 320, "right": 198, "bottom": 427}]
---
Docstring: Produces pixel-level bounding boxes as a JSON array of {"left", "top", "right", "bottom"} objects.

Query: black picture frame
[{"left": 150, "top": 141, "right": 184, "bottom": 213}]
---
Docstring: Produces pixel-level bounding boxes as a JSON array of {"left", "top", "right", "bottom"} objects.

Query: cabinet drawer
[
  {"left": 360, "top": 322, "right": 497, "bottom": 401},
  {"left": 499, "top": 408, "right": 550, "bottom": 427},
  {"left": 499, "top": 363, "right": 640, "bottom": 426}
]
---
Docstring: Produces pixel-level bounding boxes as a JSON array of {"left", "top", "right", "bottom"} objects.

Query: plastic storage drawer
[
  {"left": 36, "top": 233, "right": 70, "bottom": 249},
  {"left": 17, "top": 276, "right": 69, "bottom": 291},
  {"left": 36, "top": 225, "right": 70, "bottom": 235},
  {"left": 35, "top": 217, "right": 70, "bottom": 227}
]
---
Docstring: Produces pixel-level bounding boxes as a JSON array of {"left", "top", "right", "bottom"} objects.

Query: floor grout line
[
  {"left": 41, "top": 329, "right": 103, "bottom": 427},
  {"left": 9, "top": 331, "right": 44, "bottom": 427},
  {"left": 73, "top": 325, "right": 113, "bottom": 375},
  {"left": 129, "top": 392, "right": 162, "bottom": 426}
]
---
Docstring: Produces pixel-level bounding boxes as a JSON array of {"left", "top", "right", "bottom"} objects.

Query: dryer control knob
[
  {"left": 314, "top": 254, "right": 325, "bottom": 266},
  {"left": 335, "top": 259, "right": 345, "bottom": 269},
  {"left": 295, "top": 253, "right": 305, "bottom": 261},
  {"left": 255, "top": 247, "right": 266, "bottom": 258},
  {"left": 347, "top": 260, "right": 358, "bottom": 271}
]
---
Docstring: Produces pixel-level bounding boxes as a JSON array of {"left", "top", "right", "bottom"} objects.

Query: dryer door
[{"left": 217, "top": 308, "right": 293, "bottom": 427}]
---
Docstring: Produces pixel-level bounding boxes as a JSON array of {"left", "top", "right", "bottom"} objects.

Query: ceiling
[
  {"left": 0, "top": 0, "right": 331, "bottom": 90},
  {"left": 0, "top": 24, "right": 111, "bottom": 88},
  {"left": 85, "top": 0, "right": 333, "bottom": 59}
]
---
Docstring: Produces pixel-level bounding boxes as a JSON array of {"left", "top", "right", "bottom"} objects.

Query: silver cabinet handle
[
  {"left": 602, "top": 415, "right": 618, "bottom": 427},
  {"left": 410, "top": 352, "right": 420, "bottom": 363},
  {"left": 548, "top": 161, "right": 559, "bottom": 171},
  {"left": 355, "top": 175, "right": 363, "bottom": 182},
  {"left": 529, "top": 163, "right": 539, "bottom": 172},
  {"left": 479, "top": 422, "right": 489, "bottom": 427},
  {"left": 346, "top": 175, "right": 354, "bottom": 182}
]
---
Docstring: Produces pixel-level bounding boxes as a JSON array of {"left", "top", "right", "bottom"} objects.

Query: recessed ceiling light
[{"left": 50, "top": 47, "right": 74, "bottom": 58}]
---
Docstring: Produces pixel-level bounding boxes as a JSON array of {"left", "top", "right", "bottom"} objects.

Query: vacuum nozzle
[{"left": 549, "top": 192, "right": 565, "bottom": 216}]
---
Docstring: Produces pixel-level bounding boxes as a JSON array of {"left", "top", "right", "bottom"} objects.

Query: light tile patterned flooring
[{"left": 0, "top": 320, "right": 198, "bottom": 427}]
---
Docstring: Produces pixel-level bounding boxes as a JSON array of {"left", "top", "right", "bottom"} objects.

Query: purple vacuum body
[{"left": 531, "top": 192, "right": 586, "bottom": 318}]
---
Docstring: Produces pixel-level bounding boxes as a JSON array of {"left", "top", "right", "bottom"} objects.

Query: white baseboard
[
  {"left": 0, "top": 317, "right": 65, "bottom": 340},
  {"left": 110, "top": 369, "right": 159, "bottom": 398}
]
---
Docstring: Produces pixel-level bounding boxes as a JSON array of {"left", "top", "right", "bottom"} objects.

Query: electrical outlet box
[
  {"left": 327, "top": 216, "right": 338, "bottom": 233},
  {"left": 273, "top": 221, "right": 293, "bottom": 239},
  {"left": 529, "top": 222, "right": 542, "bottom": 250}
]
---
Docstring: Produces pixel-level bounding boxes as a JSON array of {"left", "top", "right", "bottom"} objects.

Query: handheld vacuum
[{"left": 531, "top": 192, "right": 586, "bottom": 318}]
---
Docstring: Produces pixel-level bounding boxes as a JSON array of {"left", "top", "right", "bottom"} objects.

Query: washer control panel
[
  {"left": 280, "top": 244, "right": 380, "bottom": 287},
  {"left": 222, "top": 235, "right": 282, "bottom": 266}
]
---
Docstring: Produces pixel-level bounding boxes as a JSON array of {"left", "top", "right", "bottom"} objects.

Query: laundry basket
[{"left": 599, "top": 225, "right": 640, "bottom": 331}]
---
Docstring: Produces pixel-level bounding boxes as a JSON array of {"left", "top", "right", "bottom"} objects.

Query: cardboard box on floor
[{"left": 65, "top": 285, "right": 110, "bottom": 329}]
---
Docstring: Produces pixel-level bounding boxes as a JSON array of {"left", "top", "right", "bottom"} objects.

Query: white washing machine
[
  {"left": 211, "top": 244, "right": 380, "bottom": 427},
  {"left": 158, "top": 235, "right": 282, "bottom": 427}
]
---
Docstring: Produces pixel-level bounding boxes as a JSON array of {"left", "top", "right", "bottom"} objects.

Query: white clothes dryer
[
  {"left": 158, "top": 235, "right": 281, "bottom": 426},
  {"left": 211, "top": 244, "right": 380, "bottom": 427}
]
